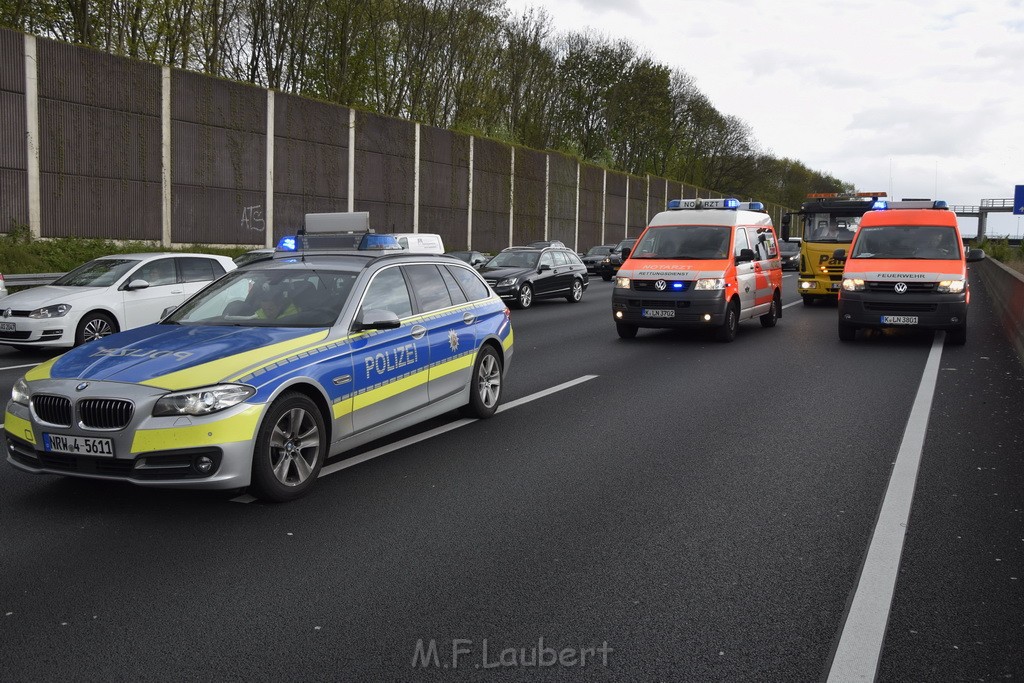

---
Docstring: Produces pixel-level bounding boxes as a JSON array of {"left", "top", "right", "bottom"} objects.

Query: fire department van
[
  {"left": 835, "top": 199, "right": 985, "bottom": 344},
  {"left": 611, "top": 197, "right": 783, "bottom": 342}
]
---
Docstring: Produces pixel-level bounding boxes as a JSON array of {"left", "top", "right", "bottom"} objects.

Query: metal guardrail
[{"left": 2, "top": 273, "right": 64, "bottom": 288}]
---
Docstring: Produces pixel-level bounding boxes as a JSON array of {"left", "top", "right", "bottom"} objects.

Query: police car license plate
[
  {"left": 0, "top": 322, "right": 15, "bottom": 332},
  {"left": 881, "top": 315, "right": 918, "bottom": 325},
  {"left": 642, "top": 308, "right": 675, "bottom": 318},
  {"left": 43, "top": 433, "right": 115, "bottom": 457}
]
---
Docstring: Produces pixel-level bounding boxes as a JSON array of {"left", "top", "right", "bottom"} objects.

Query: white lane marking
[
  {"left": 826, "top": 332, "right": 945, "bottom": 682},
  {"left": 233, "top": 374, "right": 599, "bottom": 503},
  {"left": 0, "top": 363, "right": 42, "bottom": 371},
  {"left": 781, "top": 301, "right": 801, "bottom": 310}
]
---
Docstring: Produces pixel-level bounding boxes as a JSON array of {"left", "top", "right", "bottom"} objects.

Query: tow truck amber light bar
[{"left": 805, "top": 191, "right": 888, "bottom": 199}]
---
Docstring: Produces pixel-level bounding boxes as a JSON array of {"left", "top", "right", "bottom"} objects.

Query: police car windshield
[
  {"left": 632, "top": 226, "right": 731, "bottom": 259},
  {"left": 51, "top": 258, "right": 139, "bottom": 287},
  {"left": 164, "top": 269, "right": 358, "bottom": 326},
  {"left": 851, "top": 225, "right": 961, "bottom": 260},
  {"left": 488, "top": 251, "right": 540, "bottom": 268}
]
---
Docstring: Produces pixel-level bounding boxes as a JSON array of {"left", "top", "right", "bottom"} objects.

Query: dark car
[
  {"left": 447, "top": 250, "right": 489, "bottom": 268},
  {"left": 479, "top": 247, "right": 589, "bottom": 309},
  {"left": 595, "top": 239, "right": 637, "bottom": 281},
  {"left": 779, "top": 240, "right": 800, "bottom": 271},
  {"left": 579, "top": 244, "right": 615, "bottom": 274},
  {"left": 526, "top": 240, "right": 566, "bottom": 249}
]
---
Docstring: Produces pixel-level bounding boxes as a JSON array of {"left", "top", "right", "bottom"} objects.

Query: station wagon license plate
[
  {"left": 642, "top": 308, "right": 675, "bottom": 318},
  {"left": 881, "top": 315, "right": 918, "bottom": 325},
  {"left": 43, "top": 433, "right": 115, "bottom": 457},
  {"left": 0, "top": 322, "right": 15, "bottom": 332}
]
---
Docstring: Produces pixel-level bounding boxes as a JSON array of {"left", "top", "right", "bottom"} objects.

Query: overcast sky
[{"left": 504, "top": 0, "right": 1024, "bottom": 237}]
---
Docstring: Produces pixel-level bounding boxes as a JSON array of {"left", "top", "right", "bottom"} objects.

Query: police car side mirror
[
  {"left": 966, "top": 248, "right": 985, "bottom": 262},
  {"left": 354, "top": 309, "right": 401, "bottom": 331},
  {"left": 126, "top": 279, "right": 150, "bottom": 290},
  {"left": 833, "top": 248, "right": 847, "bottom": 261},
  {"left": 736, "top": 248, "right": 755, "bottom": 263}
]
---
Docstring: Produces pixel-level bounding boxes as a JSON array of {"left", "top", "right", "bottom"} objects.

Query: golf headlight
[
  {"left": 694, "top": 278, "right": 726, "bottom": 290},
  {"left": 29, "top": 304, "right": 71, "bottom": 319},
  {"left": 937, "top": 279, "right": 965, "bottom": 293},
  {"left": 842, "top": 278, "right": 865, "bottom": 291},
  {"left": 615, "top": 277, "right": 631, "bottom": 289},
  {"left": 153, "top": 384, "right": 255, "bottom": 416},
  {"left": 496, "top": 277, "right": 517, "bottom": 288},
  {"left": 11, "top": 378, "right": 30, "bottom": 406}
]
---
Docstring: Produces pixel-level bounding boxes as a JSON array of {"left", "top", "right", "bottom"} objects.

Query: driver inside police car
[{"left": 253, "top": 288, "right": 298, "bottom": 320}]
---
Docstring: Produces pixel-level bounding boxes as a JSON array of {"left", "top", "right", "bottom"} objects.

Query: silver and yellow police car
[{"left": 4, "top": 215, "right": 514, "bottom": 502}]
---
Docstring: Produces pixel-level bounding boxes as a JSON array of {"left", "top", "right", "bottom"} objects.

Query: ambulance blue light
[
  {"left": 746, "top": 202, "right": 764, "bottom": 211},
  {"left": 871, "top": 200, "right": 889, "bottom": 210},
  {"left": 276, "top": 236, "right": 297, "bottom": 251},
  {"left": 723, "top": 198, "right": 740, "bottom": 209},
  {"left": 668, "top": 199, "right": 682, "bottom": 209},
  {"left": 672, "top": 282, "right": 683, "bottom": 289},
  {"left": 359, "top": 233, "right": 402, "bottom": 250},
  {"left": 933, "top": 200, "right": 948, "bottom": 209}
]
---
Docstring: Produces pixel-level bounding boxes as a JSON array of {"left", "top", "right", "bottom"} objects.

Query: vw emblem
[
  {"left": 894, "top": 282, "right": 908, "bottom": 294},
  {"left": 2, "top": 309, "right": 9, "bottom": 318},
  {"left": 76, "top": 382, "right": 90, "bottom": 392},
  {"left": 654, "top": 279, "right": 667, "bottom": 291}
]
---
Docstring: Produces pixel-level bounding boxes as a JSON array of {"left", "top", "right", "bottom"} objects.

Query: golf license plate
[
  {"left": 0, "top": 322, "right": 15, "bottom": 332},
  {"left": 642, "top": 308, "right": 675, "bottom": 319},
  {"left": 881, "top": 315, "right": 918, "bottom": 325},
  {"left": 43, "top": 433, "right": 115, "bottom": 457}
]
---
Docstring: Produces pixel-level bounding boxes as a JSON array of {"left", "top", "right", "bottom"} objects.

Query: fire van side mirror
[{"left": 833, "top": 248, "right": 847, "bottom": 261}]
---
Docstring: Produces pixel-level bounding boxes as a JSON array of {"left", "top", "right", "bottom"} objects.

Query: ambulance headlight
[
  {"left": 842, "top": 278, "right": 865, "bottom": 291},
  {"left": 615, "top": 277, "right": 631, "bottom": 289},
  {"left": 153, "top": 384, "right": 255, "bottom": 416},
  {"left": 694, "top": 278, "right": 726, "bottom": 290},
  {"left": 11, "top": 378, "right": 30, "bottom": 406},
  {"left": 937, "top": 279, "right": 965, "bottom": 293}
]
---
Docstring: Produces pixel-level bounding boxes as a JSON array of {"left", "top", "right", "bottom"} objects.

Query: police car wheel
[
  {"left": 566, "top": 279, "right": 584, "bottom": 303},
  {"left": 716, "top": 301, "right": 739, "bottom": 342},
  {"left": 760, "top": 295, "right": 779, "bottom": 328},
  {"left": 75, "top": 312, "right": 118, "bottom": 346},
  {"left": 838, "top": 322, "right": 857, "bottom": 342},
  {"left": 250, "top": 392, "right": 326, "bottom": 502},
  {"left": 461, "top": 345, "right": 503, "bottom": 419},
  {"left": 515, "top": 284, "right": 533, "bottom": 309},
  {"left": 616, "top": 323, "right": 638, "bottom": 339}
]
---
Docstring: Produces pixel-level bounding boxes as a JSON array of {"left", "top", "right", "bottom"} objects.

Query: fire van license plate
[
  {"left": 0, "top": 322, "right": 15, "bottom": 332},
  {"left": 43, "top": 433, "right": 115, "bottom": 457},
  {"left": 881, "top": 315, "right": 919, "bottom": 325},
  {"left": 642, "top": 308, "right": 675, "bottom": 318}
]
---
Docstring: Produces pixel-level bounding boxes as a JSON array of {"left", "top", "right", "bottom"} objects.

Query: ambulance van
[
  {"left": 611, "top": 198, "right": 783, "bottom": 342},
  {"left": 835, "top": 199, "right": 985, "bottom": 344}
]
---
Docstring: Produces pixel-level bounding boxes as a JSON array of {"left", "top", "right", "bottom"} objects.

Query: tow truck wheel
[
  {"left": 760, "top": 294, "right": 780, "bottom": 328},
  {"left": 715, "top": 300, "right": 739, "bottom": 343},
  {"left": 838, "top": 321, "right": 857, "bottom": 342},
  {"left": 250, "top": 392, "right": 326, "bottom": 503},
  {"left": 802, "top": 295, "right": 815, "bottom": 306},
  {"left": 616, "top": 322, "right": 638, "bottom": 339},
  {"left": 946, "top": 325, "right": 967, "bottom": 345}
]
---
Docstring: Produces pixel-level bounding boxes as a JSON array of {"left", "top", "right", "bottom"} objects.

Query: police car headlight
[
  {"left": 842, "top": 278, "right": 865, "bottom": 292},
  {"left": 496, "top": 277, "right": 517, "bottom": 288},
  {"left": 615, "top": 277, "right": 631, "bottom": 289},
  {"left": 937, "top": 279, "right": 965, "bottom": 293},
  {"left": 29, "top": 304, "right": 71, "bottom": 319},
  {"left": 694, "top": 278, "right": 726, "bottom": 290},
  {"left": 153, "top": 384, "right": 255, "bottom": 417},
  {"left": 11, "top": 378, "right": 30, "bottom": 406}
]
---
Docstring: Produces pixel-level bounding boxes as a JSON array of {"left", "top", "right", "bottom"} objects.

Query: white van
[{"left": 392, "top": 233, "right": 445, "bottom": 254}]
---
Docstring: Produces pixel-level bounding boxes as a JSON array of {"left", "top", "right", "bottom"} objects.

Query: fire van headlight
[
  {"left": 29, "top": 304, "right": 71, "bottom": 319},
  {"left": 496, "top": 277, "right": 518, "bottom": 288},
  {"left": 842, "top": 278, "right": 865, "bottom": 292},
  {"left": 937, "top": 279, "right": 965, "bottom": 293},
  {"left": 615, "top": 276, "right": 631, "bottom": 289},
  {"left": 694, "top": 278, "right": 726, "bottom": 290},
  {"left": 153, "top": 384, "right": 255, "bottom": 417},
  {"left": 11, "top": 378, "right": 30, "bottom": 406}
]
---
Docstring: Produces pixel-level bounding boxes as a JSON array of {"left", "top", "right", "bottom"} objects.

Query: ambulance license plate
[
  {"left": 642, "top": 308, "right": 675, "bottom": 319},
  {"left": 0, "top": 322, "right": 15, "bottom": 332},
  {"left": 43, "top": 433, "right": 115, "bottom": 457},
  {"left": 881, "top": 315, "right": 918, "bottom": 325}
]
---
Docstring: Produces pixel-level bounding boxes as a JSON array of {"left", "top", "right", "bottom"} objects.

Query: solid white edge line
[
  {"left": 232, "top": 374, "right": 599, "bottom": 503},
  {"left": 781, "top": 301, "right": 801, "bottom": 310},
  {"left": 826, "top": 331, "right": 945, "bottom": 682}
]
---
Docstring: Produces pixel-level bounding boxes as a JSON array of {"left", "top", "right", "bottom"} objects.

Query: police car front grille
[
  {"left": 80, "top": 399, "right": 134, "bottom": 430},
  {"left": 866, "top": 282, "right": 937, "bottom": 293},
  {"left": 632, "top": 280, "right": 691, "bottom": 292},
  {"left": 37, "top": 451, "right": 136, "bottom": 475},
  {"left": 863, "top": 302, "right": 938, "bottom": 313},
  {"left": 33, "top": 395, "right": 73, "bottom": 427}
]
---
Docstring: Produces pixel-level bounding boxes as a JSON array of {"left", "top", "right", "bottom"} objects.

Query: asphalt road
[{"left": 0, "top": 270, "right": 1021, "bottom": 682}]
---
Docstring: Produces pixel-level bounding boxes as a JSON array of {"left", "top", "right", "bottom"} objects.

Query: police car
[{"left": 4, "top": 214, "right": 514, "bottom": 502}]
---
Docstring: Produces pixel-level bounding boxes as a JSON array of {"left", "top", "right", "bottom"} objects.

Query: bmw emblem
[
  {"left": 894, "top": 282, "right": 908, "bottom": 294},
  {"left": 654, "top": 279, "right": 667, "bottom": 291},
  {"left": 76, "top": 382, "right": 90, "bottom": 392}
]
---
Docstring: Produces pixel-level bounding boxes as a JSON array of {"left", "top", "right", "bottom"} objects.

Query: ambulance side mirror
[
  {"left": 736, "top": 248, "right": 755, "bottom": 263},
  {"left": 620, "top": 247, "right": 631, "bottom": 260},
  {"left": 833, "top": 249, "right": 847, "bottom": 261}
]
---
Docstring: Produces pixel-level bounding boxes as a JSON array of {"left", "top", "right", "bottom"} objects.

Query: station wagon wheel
[
  {"left": 461, "top": 345, "right": 503, "bottom": 419},
  {"left": 566, "top": 278, "right": 584, "bottom": 303},
  {"left": 250, "top": 392, "right": 326, "bottom": 502},
  {"left": 75, "top": 312, "right": 118, "bottom": 346},
  {"left": 516, "top": 283, "right": 533, "bottom": 309}
]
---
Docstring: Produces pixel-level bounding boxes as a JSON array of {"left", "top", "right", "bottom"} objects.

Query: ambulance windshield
[
  {"left": 850, "top": 225, "right": 961, "bottom": 260},
  {"left": 631, "top": 226, "right": 731, "bottom": 259}
]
